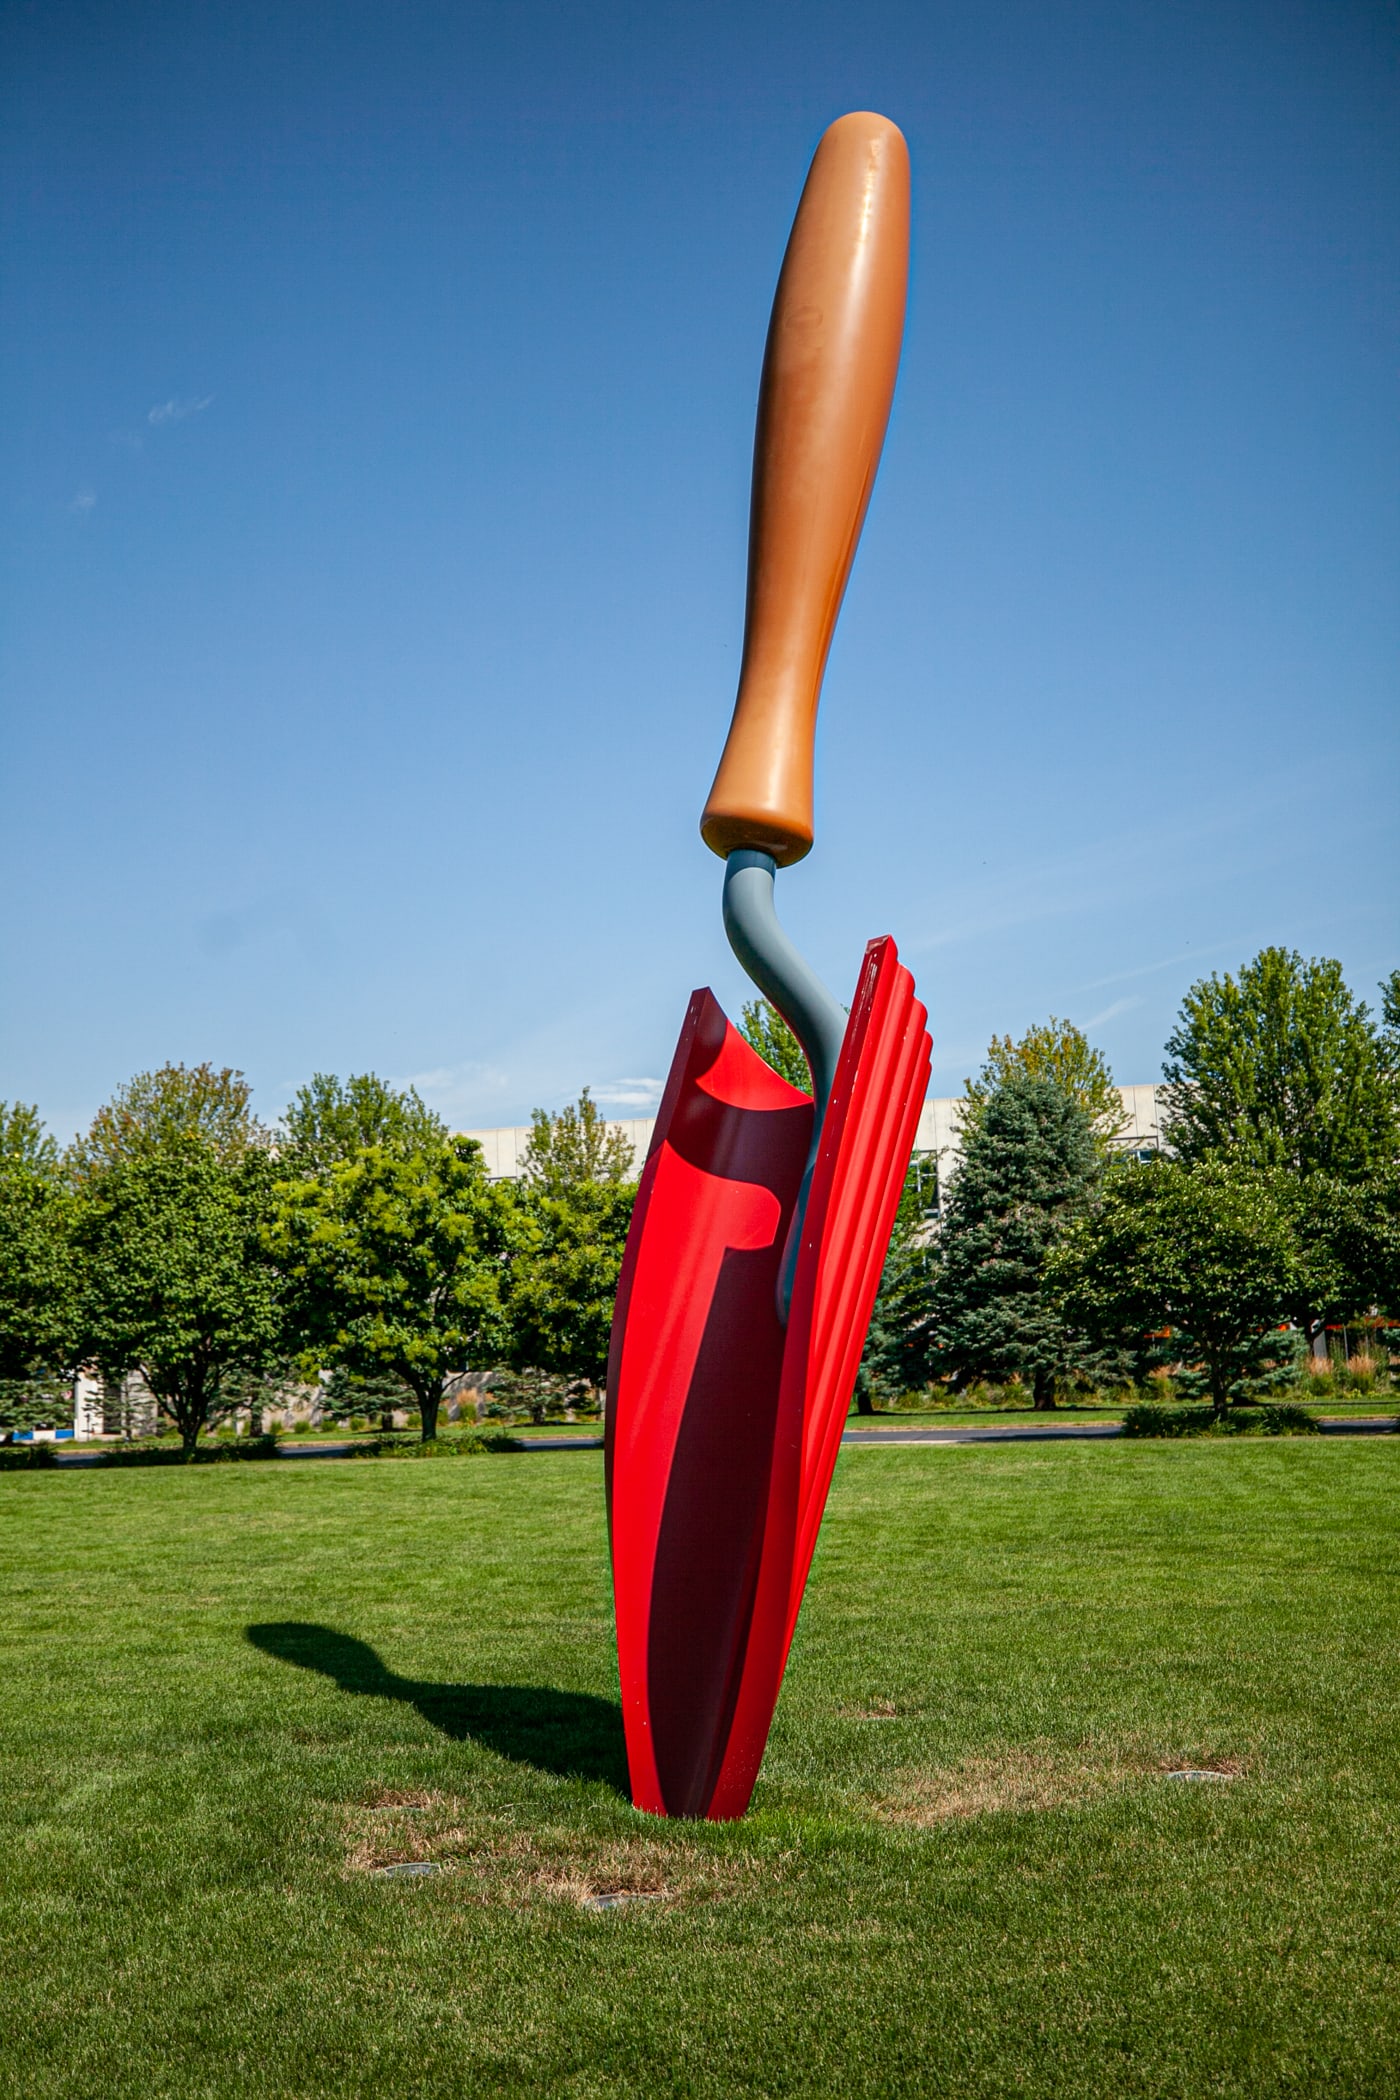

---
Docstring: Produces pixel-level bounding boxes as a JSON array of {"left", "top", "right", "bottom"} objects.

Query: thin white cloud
[
  {"left": 1081, "top": 995, "right": 1143, "bottom": 1031},
  {"left": 69, "top": 486, "right": 97, "bottom": 515},
  {"left": 400, "top": 1061, "right": 515, "bottom": 1126},
  {"left": 592, "top": 1077, "right": 665, "bottom": 1111},
  {"left": 147, "top": 395, "right": 214, "bottom": 425},
  {"left": 395, "top": 989, "right": 677, "bottom": 1132},
  {"left": 1074, "top": 940, "right": 1244, "bottom": 995},
  {"left": 407, "top": 1067, "right": 666, "bottom": 1125},
  {"left": 906, "top": 766, "right": 1313, "bottom": 961}
]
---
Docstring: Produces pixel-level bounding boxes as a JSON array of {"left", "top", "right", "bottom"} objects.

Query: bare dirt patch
[
  {"left": 342, "top": 1793, "right": 749, "bottom": 1910},
  {"left": 1162, "top": 1757, "right": 1247, "bottom": 1781}
]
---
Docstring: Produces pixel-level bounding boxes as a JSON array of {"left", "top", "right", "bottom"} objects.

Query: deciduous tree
[
  {"left": 1051, "top": 1158, "right": 1300, "bottom": 1411},
  {"left": 1277, "top": 1169, "right": 1400, "bottom": 1339},
  {"left": 0, "top": 1102, "right": 60, "bottom": 1176},
  {"left": 273, "top": 1138, "right": 516, "bottom": 1442},
  {"left": 74, "top": 1141, "right": 286, "bottom": 1455},
  {"left": 1161, "top": 949, "right": 1395, "bottom": 1178},
  {"left": 0, "top": 1104, "right": 76, "bottom": 1436},
  {"left": 279, "top": 1073, "right": 446, "bottom": 1176},
  {"left": 519, "top": 1088, "right": 636, "bottom": 1194},
  {"left": 508, "top": 1180, "right": 635, "bottom": 1387},
  {"left": 962, "top": 1018, "right": 1126, "bottom": 1153},
  {"left": 69, "top": 1063, "right": 269, "bottom": 1176},
  {"left": 511, "top": 1093, "right": 638, "bottom": 1389},
  {"left": 738, "top": 1000, "right": 811, "bottom": 1091}
]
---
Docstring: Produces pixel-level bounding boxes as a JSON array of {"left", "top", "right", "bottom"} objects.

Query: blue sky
[{"left": 3, "top": 0, "right": 1397, "bottom": 1140}]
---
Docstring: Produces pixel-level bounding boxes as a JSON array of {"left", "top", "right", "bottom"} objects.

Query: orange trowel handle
[{"left": 700, "top": 113, "right": 909, "bottom": 867}]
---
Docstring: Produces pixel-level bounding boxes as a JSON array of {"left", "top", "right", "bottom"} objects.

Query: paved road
[
  {"left": 516, "top": 1417, "right": 1398, "bottom": 1450},
  {"left": 843, "top": 1416, "right": 1398, "bottom": 1444},
  {"left": 514, "top": 1418, "right": 1399, "bottom": 1450},
  {"left": 844, "top": 1422, "right": 1122, "bottom": 1444},
  {"left": 349, "top": 1419, "right": 1397, "bottom": 1451}
]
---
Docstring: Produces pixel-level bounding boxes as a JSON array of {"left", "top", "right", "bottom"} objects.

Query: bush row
[
  {"left": 1120, "top": 1401, "right": 1321, "bottom": 1439},
  {"left": 0, "top": 1427, "right": 528, "bottom": 1470}
]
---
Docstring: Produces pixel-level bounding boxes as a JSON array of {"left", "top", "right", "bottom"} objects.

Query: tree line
[
  {"left": 0, "top": 1071, "right": 635, "bottom": 1453},
  {"left": 862, "top": 950, "right": 1400, "bottom": 1412},
  {"left": 3, "top": 944, "right": 1397, "bottom": 1448}
]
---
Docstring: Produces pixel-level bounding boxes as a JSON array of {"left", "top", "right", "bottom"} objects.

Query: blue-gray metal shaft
[{"left": 722, "top": 849, "right": 847, "bottom": 1321}]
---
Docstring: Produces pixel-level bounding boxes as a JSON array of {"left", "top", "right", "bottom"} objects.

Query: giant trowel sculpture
[{"left": 606, "top": 112, "right": 931, "bottom": 1820}]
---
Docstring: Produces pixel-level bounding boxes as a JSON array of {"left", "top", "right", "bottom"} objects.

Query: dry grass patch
[
  {"left": 870, "top": 1741, "right": 1202, "bottom": 1825},
  {"left": 342, "top": 1791, "right": 750, "bottom": 1911}
]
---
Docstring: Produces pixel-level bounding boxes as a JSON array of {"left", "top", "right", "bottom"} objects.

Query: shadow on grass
[{"left": 247, "top": 1622, "right": 628, "bottom": 1792}]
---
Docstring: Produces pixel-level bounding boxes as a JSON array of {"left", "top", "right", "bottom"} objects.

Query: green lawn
[{"left": 2, "top": 1443, "right": 1397, "bottom": 2098}]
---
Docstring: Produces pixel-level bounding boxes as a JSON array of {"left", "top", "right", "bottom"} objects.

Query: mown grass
[{"left": 2, "top": 1441, "right": 1398, "bottom": 2097}]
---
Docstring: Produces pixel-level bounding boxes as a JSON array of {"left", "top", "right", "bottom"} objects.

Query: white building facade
[{"left": 461, "top": 1085, "right": 1165, "bottom": 1188}]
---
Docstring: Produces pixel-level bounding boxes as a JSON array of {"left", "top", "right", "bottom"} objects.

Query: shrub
[
  {"left": 94, "top": 1434, "right": 284, "bottom": 1466},
  {"left": 886, "top": 1386, "right": 955, "bottom": 1412},
  {"left": 1121, "top": 1403, "right": 1213, "bottom": 1439},
  {"left": 1255, "top": 1402, "right": 1323, "bottom": 1435},
  {"left": 350, "top": 1428, "right": 523, "bottom": 1459},
  {"left": 951, "top": 1380, "right": 1018, "bottom": 1411},
  {"left": 0, "top": 1441, "right": 60, "bottom": 1471},
  {"left": 1121, "top": 1402, "right": 1320, "bottom": 1439}
]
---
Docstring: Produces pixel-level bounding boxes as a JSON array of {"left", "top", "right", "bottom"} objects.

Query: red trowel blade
[
  {"left": 606, "top": 938, "right": 930, "bottom": 1822},
  {"left": 605, "top": 990, "right": 812, "bottom": 1819}
]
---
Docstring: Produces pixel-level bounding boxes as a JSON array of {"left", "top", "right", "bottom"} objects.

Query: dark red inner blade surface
[
  {"left": 605, "top": 990, "right": 811, "bottom": 1819},
  {"left": 607, "top": 940, "right": 930, "bottom": 1821}
]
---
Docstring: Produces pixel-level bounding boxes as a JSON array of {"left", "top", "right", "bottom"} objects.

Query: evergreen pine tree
[
  {"left": 920, "top": 1074, "right": 1104, "bottom": 1408},
  {"left": 858, "top": 1154, "right": 937, "bottom": 1410}
]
